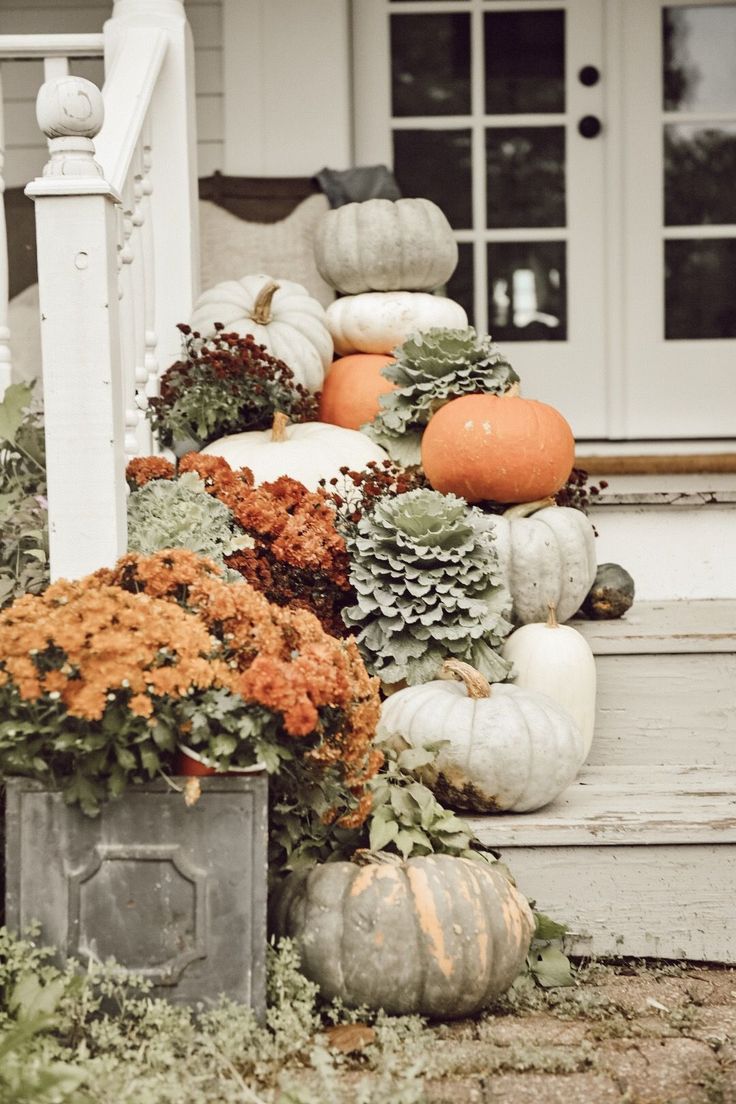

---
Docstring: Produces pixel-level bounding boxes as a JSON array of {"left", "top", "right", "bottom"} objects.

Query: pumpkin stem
[
  {"left": 271, "top": 412, "right": 290, "bottom": 442},
  {"left": 252, "top": 280, "right": 280, "bottom": 325},
  {"left": 352, "top": 848, "right": 404, "bottom": 868},
  {"left": 502, "top": 496, "right": 556, "bottom": 520},
  {"left": 504, "top": 381, "right": 521, "bottom": 397},
  {"left": 546, "top": 603, "right": 559, "bottom": 628},
  {"left": 438, "top": 658, "right": 491, "bottom": 699}
]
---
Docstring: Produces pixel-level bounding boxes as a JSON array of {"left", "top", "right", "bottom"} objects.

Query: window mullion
[{"left": 471, "top": 0, "right": 488, "bottom": 333}]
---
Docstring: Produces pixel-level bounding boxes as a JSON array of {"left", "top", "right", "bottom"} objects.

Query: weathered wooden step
[
  {"left": 588, "top": 493, "right": 736, "bottom": 600},
  {"left": 572, "top": 600, "right": 736, "bottom": 768},
  {"left": 465, "top": 765, "right": 736, "bottom": 962}
]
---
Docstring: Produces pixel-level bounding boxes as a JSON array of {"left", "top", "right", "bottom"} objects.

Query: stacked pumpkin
[
  {"left": 169, "top": 197, "right": 606, "bottom": 1017},
  {"left": 315, "top": 198, "right": 468, "bottom": 433},
  {"left": 305, "top": 202, "right": 600, "bottom": 813}
]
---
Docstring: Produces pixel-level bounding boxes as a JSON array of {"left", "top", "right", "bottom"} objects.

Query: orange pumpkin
[
  {"left": 319, "top": 353, "right": 397, "bottom": 430},
  {"left": 421, "top": 393, "right": 575, "bottom": 504}
]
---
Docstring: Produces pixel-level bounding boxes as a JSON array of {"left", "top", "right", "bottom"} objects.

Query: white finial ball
[{"left": 36, "top": 76, "right": 104, "bottom": 140}]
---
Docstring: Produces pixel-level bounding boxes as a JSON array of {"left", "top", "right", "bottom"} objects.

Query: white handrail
[
  {"left": 0, "top": 35, "right": 104, "bottom": 60},
  {"left": 94, "top": 28, "right": 167, "bottom": 196},
  {"left": 18, "top": 0, "right": 199, "bottom": 580}
]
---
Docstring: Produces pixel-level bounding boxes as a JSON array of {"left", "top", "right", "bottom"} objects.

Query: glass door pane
[{"left": 387, "top": 0, "right": 606, "bottom": 436}]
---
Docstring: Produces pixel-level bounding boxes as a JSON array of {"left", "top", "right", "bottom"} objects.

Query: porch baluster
[
  {"left": 131, "top": 141, "right": 153, "bottom": 456},
  {"left": 139, "top": 123, "right": 159, "bottom": 411},
  {"left": 118, "top": 174, "right": 141, "bottom": 459},
  {"left": 0, "top": 70, "right": 11, "bottom": 396}
]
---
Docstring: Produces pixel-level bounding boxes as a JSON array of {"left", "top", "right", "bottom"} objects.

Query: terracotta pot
[
  {"left": 175, "top": 745, "right": 264, "bottom": 777},
  {"left": 175, "top": 745, "right": 217, "bottom": 777}
]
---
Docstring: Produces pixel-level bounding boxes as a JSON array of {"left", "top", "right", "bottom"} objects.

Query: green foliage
[
  {"left": 364, "top": 327, "right": 519, "bottom": 465},
  {"left": 523, "top": 911, "right": 576, "bottom": 990},
  {"left": 0, "top": 928, "right": 431, "bottom": 1103},
  {"left": 0, "top": 384, "right": 49, "bottom": 608},
  {"left": 0, "top": 678, "right": 280, "bottom": 818},
  {"left": 366, "top": 742, "right": 495, "bottom": 863},
  {"left": 147, "top": 326, "right": 319, "bottom": 452},
  {"left": 343, "top": 488, "right": 512, "bottom": 686},
  {"left": 127, "top": 471, "right": 252, "bottom": 570}
]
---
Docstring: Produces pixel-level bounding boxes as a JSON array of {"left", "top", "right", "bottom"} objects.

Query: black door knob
[
  {"left": 579, "top": 65, "right": 600, "bottom": 86},
  {"left": 578, "top": 115, "right": 602, "bottom": 138}
]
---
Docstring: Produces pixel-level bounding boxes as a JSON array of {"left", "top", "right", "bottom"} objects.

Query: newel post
[
  {"left": 25, "top": 76, "right": 127, "bottom": 581},
  {"left": 105, "top": 0, "right": 200, "bottom": 374}
]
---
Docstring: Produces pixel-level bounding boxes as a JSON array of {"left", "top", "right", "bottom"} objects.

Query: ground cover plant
[
  {"left": 0, "top": 384, "right": 48, "bottom": 609},
  {"left": 3, "top": 925, "right": 732, "bottom": 1104}
]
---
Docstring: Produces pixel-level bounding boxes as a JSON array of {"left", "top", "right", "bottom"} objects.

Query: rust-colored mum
[
  {"left": 0, "top": 580, "right": 234, "bottom": 722},
  {"left": 96, "top": 550, "right": 381, "bottom": 814},
  {"left": 126, "top": 456, "right": 177, "bottom": 489},
  {"left": 153, "top": 454, "right": 355, "bottom": 636}
]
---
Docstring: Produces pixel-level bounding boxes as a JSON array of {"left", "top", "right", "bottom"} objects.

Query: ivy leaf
[
  {"left": 395, "top": 829, "right": 420, "bottom": 858},
  {"left": 369, "top": 814, "right": 399, "bottom": 852},
  {"left": 534, "top": 911, "right": 568, "bottom": 941},
  {"left": 389, "top": 786, "right": 421, "bottom": 821},
  {"left": 0, "top": 383, "right": 34, "bottom": 446},
  {"left": 529, "top": 945, "right": 575, "bottom": 989},
  {"left": 398, "top": 747, "right": 437, "bottom": 772}
]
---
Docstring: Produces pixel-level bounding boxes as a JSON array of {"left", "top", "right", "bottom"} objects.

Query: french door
[{"left": 352, "top": 0, "right": 736, "bottom": 440}]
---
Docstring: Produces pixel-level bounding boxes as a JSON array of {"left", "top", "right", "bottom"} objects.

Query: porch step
[
  {"left": 464, "top": 602, "right": 736, "bottom": 962},
  {"left": 573, "top": 600, "right": 736, "bottom": 768},
  {"left": 588, "top": 492, "right": 736, "bottom": 600},
  {"left": 465, "top": 765, "right": 736, "bottom": 962}
]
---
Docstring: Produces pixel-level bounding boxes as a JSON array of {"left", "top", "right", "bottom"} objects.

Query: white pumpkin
[
  {"left": 191, "top": 275, "right": 332, "bottom": 392},
  {"left": 326, "top": 292, "right": 468, "bottom": 355},
  {"left": 201, "top": 413, "right": 388, "bottom": 491},
  {"left": 502, "top": 605, "right": 597, "bottom": 758},
  {"left": 314, "top": 197, "right": 458, "bottom": 295},
  {"left": 484, "top": 499, "right": 597, "bottom": 625},
  {"left": 378, "top": 660, "right": 585, "bottom": 814}
]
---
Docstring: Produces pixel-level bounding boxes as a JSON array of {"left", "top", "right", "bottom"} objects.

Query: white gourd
[
  {"left": 484, "top": 498, "right": 597, "bottom": 625},
  {"left": 201, "top": 413, "right": 388, "bottom": 491},
  {"left": 378, "top": 659, "right": 585, "bottom": 814},
  {"left": 191, "top": 275, "right": 333, "bottom": 392},
  {"left": 314, "top": 197, "right": 458, "bottom": 294},
  {"left": 326, "top": 292, "right": 468, "bottom": 355},
  {"left": 502, "top": 605, "right": 597, "bottom": 758}
]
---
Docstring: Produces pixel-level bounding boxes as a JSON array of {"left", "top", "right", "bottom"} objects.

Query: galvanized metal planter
[{"left": 4, "top": 774, "right": 268, "bottom": 1013}]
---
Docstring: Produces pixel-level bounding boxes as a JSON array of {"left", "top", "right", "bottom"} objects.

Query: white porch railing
[
  {"left": 0, "top": 0, "right": 199, "bottom": 580},
  {"left": 0, "top": 35, "right": 106, "bottom": 396}
]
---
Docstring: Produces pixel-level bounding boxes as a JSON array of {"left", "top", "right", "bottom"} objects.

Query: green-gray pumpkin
[
  {"left": 273, "top": 853, "right": 534, "bottom": 1019},
  {"left": 314, "top": 197, "right": 458, "bottom": 295},
  {"left": 581, "top": 562, "right": 635, "bottom": 619}
]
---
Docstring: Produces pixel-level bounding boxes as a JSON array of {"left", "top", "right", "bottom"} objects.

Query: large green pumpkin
[{"left": 273, "top": 853, "right": 534, "bottom": 1019}]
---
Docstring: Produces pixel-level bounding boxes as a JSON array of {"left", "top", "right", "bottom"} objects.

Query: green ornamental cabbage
[
  {"left": 127, "top": 471, "right": 252, "bottom": 569},
  {"left": 343, "top": 488, "right": 512, "bottom": 686},
  {"left": 364, "top": 326, "right": 519, "bottom": 465}
]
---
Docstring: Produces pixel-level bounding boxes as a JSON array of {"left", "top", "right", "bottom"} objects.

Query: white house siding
[
  {"left": 0, "top": 0, "right": 224, "bottom": 187},
  {"left": 221, "top": 0, "right": 352, "bottom": 176}
]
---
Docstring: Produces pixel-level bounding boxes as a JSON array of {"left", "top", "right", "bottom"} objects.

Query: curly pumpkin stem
[
  {"left": 271, "top": 411, "right": 290, "bottom": 442},
  {"left": 546, "top": 603, "right": 559, "bottom": 628},
  {"left": 251, "top": 280, "right": 280, "bottom": 325},
  {"left": 502, "top": 496, "right": 556, "bottom": 520},
  {"left": 438, "top": 658, "right": 491, "bottom": 699}
]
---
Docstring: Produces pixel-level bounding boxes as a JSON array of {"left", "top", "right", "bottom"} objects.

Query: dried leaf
[
  {"left": 324, "top": 1023, "right": 376, "bottom": 1053},
  {"left": 183, "top": 777, "right": 202, "bottom": 807}
]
